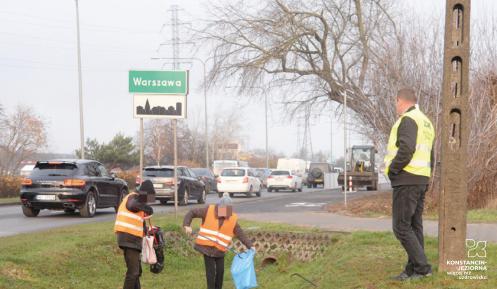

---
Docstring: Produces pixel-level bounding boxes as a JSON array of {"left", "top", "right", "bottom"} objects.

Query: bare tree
[
  {"left": 202, "top": 0, "right": 497, "bottom": 208},
  {"left": 201, "top": 0, "right": 399, "bottom": 130},
  {"left": 144, "top": 119, "right": 171, "bottom": 166},
  {"left": 465, "top": 17, "right": 497, "bottom": 208},
  {"left": 0, "top": 106, "right": 47, "bottom": 175},
  {"left": 209, "top": 111, "right": 243, "bottom": 161}
]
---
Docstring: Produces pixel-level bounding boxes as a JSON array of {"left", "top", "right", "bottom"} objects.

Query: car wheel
[
  {"left": 80, "top": 191, "right": 97, "bottom": 218},
  {"left": 267, "top": 187, "right": 272, "bottom": 193},
  {"left": 179, "top": 188, "right": 189, "bottom": 206},
  {"left": 246, "top": 186, "right": 253, "bottom": 197},
  {"left": 229, "top": 193, "right": 234, "bottom": 198},
  {"left": 256, "top": 185, "right": 261, "bottom": 197},
  {"left": 218, "top": 192, "right": 224, "bottom": 198},
  {"left": 22, "top": 205, "right": 40, "bottom": 217},
  {"left": 160, "top": 200, "right": 169, "bottom": 205},
  {"left": 114, "top": 188, "right": 127, "bottom": 213},
  {"left": 298, "top": 186, "right": 303, "bottom": 192},
  {"left": 198, "top": 188, "right": 207, "bottom": 204},
  {"left": 372, "top": 181, "right": 378, "bottom": 191}
]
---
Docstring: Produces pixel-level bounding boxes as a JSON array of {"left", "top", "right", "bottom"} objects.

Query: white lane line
[{"left": 285, "top": 202, "right": 327, "bottom": 208}]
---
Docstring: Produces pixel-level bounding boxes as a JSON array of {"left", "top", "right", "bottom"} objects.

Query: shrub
[
  {"left": 116, "top": 170, "right": 139, "bottom": 191},
  {"left": 0, "top": 176, "right": 22, "bottom": 198}
]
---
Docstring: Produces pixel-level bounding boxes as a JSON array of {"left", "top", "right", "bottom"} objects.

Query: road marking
[{"left": 285, "top": 202, "right": 327, "bottom": 208}]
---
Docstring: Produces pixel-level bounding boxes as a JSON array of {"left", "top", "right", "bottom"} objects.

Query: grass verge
[
  {"left": 0, "top": 213, "right": 495, "bottom": 289},
  {"left": 0, "top": 197, "right": 18, "bottom": 205}
]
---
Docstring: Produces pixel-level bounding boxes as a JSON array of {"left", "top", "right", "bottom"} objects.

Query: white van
[
  {"left": 276, "top": 158, "right": 307, "bottom": 176},
  {"left": 212, "top": 160, "right": 249, "bottom": 176}
]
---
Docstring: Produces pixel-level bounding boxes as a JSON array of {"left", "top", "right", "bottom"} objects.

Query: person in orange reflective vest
[
  {"left": 183, "top": 193, "right": 255, "bottom": 289},
  {"left": 115, "top": 180, "right": 154, "bottom": 289}
]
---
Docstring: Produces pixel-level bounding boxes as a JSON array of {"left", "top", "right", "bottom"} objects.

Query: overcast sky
[{"left": 0, "top": 0, "right": 495, "bottom": 160}]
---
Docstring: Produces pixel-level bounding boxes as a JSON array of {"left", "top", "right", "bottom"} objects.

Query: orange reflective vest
[
  {"left": 195, "top": 205, "right": 238, "bottom": 252},
  {"left": 114, "top": 193, "right": 145, "bottom": 238}
]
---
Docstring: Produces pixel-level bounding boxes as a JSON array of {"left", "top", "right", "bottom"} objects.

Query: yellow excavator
[{"left": 337, "top": 145, "right": 379, "bottom": 191}]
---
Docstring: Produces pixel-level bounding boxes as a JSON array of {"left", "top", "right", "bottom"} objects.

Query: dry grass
[{"left": 327, "top": 191, "right": 496, "bottom": 223}]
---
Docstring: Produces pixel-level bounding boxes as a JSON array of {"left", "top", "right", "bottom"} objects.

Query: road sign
[
  {"left": 129, "top": 70, "right": 188, "bottom": 94},
  {"left": 133, "top": 94, "right": 186, "bottom": 119}
]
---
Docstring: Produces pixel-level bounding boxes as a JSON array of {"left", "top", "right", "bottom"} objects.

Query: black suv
[
  {"left": 307, "top": 162, "right": 333, "bottom": 188},
  {"left": 20, "top": 160, "right": 128, "bottom": 218}
]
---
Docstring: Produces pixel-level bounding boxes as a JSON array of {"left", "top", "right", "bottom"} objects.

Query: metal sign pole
[
  {"left": 140, "top": 118, "right": 144, "bottom": 186},
  {"left": 343, "top": 90, "right": 348, "bottom": 207},
  {"left": 173, "top": 119, "right": 178, "bottom": 218}
]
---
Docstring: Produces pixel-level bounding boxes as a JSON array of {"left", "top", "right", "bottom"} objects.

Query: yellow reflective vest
[{"left": 384, "top": 107, "right": 435, "bottom": 177}]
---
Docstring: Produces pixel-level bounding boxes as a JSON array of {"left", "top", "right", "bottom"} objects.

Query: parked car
[
  {"left": 191, "top": 168, "right": 217, "bottom": 193},
  {"left": 307, "top": 162, "right": 333, "bottom": 188},
  {"left": 217, "top": 167, "right": 262, "bottom": 197},
  {"left": 267, "top": 170, "right": 303, "bottom": 192},
  {"left": 139, "top": 166, "right": 206, "bottom": 206},
  {"left": 20, "top": 160, "right": 128, "bottom": 218},
  {"left": 254, "top": 168, "right": 271, "bottom": 188}
]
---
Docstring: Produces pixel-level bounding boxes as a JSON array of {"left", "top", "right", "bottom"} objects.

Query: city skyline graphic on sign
[{"left": 136, "top": 99, "right": 182, "bottom": 116}]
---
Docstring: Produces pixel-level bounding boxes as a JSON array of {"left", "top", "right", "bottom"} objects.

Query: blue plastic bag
[{"left": 231, "top": 249, "right": 257, "bottom": 289}]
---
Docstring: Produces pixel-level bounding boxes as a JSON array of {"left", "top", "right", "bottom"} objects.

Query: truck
[{"left": 337, "top": 145, "right": 379, "bottom": 191}]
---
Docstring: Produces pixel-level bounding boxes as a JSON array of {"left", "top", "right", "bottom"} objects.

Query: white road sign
[{"left": 133, "top": 94, "right": 186, "bottom": 119}]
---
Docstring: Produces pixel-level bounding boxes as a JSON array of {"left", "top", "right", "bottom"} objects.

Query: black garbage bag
[{"left": 148, "top": 226, "right": 165, "bottom": 274}]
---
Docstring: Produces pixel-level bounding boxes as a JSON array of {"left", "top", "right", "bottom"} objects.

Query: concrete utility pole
[
  {"left": 439, "top": 0, "right": 471, "bottom": 272},
  {"left": 75, "top": 0, "right": 85, "bottom": 159}
]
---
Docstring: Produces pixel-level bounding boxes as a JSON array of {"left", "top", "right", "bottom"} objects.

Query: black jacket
[
  {"left": 388, "top": 106, "right": 434, "bottom": 187},
  {"left": 116, "top": 193, "right": 153, "bottom": 251}
]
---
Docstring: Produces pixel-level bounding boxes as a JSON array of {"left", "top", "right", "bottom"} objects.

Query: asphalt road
[{"left": 0, "top": 187, "right": 375, "bottom": 238}]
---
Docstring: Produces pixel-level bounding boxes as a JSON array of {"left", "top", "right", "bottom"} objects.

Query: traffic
[{"left": 17, "top": 157, "right": 361, "bottom": 218}]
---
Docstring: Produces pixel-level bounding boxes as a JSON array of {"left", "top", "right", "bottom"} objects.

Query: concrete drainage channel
[{"left": 165, "top": 230, "right": 334, "bottom": 288}]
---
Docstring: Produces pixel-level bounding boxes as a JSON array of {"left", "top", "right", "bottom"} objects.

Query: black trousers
[
  {"left": 123, "top": 248, "right": 142, "bottom": 289},
  {"left": 203, "top": 254, "right": 225, "bottom": 289},
  {"left": 392, "top": 185, "right": 432, "bottom": 275}
]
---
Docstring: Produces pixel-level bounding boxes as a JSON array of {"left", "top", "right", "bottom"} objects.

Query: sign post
[
  {"left": 173, "top": 119, "right": 178, "bottom": 218},
  {"left": 140, "top": 118, "right": 144, "bottom": 186},
  {"left": 130, "top": 70, "right": 189, "bottom": 218}
]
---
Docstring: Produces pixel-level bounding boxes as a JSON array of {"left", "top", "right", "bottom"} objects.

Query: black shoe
[
  {"left": 391, "top": 271, "right": 411, "bottom": 281},
  {"left": 408, "top": 272, "right": 432, "bottom": 280}
]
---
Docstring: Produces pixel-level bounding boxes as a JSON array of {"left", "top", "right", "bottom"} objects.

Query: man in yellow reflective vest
[
  {"left": 115, "top": 180, "right": 154, "bottom": 289},
  {"left": 384, "top": 88, "right": 435, "bottom": 281},
  {"left": 183, "top": 193, "right": 255, "bottom": 289}
]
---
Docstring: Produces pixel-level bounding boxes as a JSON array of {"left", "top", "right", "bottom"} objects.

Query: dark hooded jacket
[{"left": 116, "top": 181, "right": 154, "bottom": 251}]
